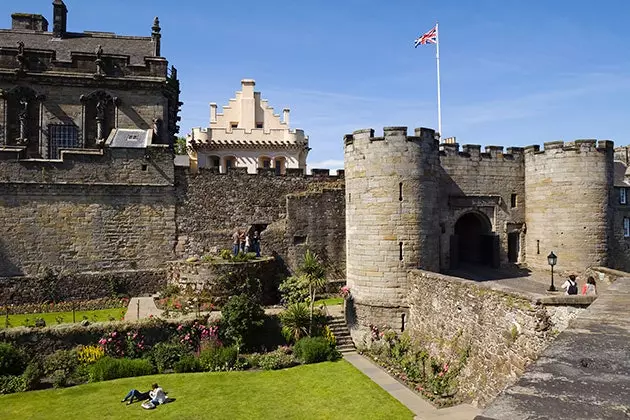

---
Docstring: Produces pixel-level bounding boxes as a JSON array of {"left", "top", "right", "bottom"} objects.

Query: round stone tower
[
  {"left": 344, "top": 126, "right": 440, "bottom": 340},
  {"left": 524, "top": 140, "right": 613, "bottom": 273}
]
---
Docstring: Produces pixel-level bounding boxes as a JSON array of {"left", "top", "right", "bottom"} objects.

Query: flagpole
[{"left": 435, "top": 21, "right": 442, "bottom": 138}]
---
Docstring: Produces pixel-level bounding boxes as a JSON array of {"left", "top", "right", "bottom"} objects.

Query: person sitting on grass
[
  {"left": 148, "top": 383, "right": 168, "bottom": 406},
  {"left": 121, "top": 388, "right": 150, "bottom": 405}
]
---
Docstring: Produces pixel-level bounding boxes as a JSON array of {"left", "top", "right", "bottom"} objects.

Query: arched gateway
[{"left": 450, "top": 211, "right": 499, "bottom": 268}]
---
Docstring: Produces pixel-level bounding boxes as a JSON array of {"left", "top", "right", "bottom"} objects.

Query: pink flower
[
  {"left": 112, "top": 331, "right": 117, "bottom": 337},
  {"left": 438, "top": 372, "right": 444, "bottom": 377},
  {"left": 443, "top": 363, "right": 449, "bottom": 372},
  {"left": 177, "top": 325, "right": 184, "bottom": 331},
  {"left": 107, "top": 338, "right": 112, "bottom": 342}
]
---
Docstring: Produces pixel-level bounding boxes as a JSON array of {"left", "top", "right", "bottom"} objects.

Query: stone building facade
[
  {"left": 187, "top": 79, "right": 309, "bottom": 174},
  {"left": 0, "top": 1, "right": 180, "bottom": 159},
  {"left": 0, "top": 1, "right": 180, "bottom": 285},
  {"left": 344, "top": 126, "right": 627, "bottom": 337}
]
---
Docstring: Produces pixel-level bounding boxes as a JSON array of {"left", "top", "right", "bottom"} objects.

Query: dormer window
[
  {"left": 621, "top": 188, "right": 627, "bottom": 205},
  {"left": 231, "top": 122, "right": 238, "bottom": 129},
  {"left": 256, "top": 122, "right": 263, "bottom": 129}
]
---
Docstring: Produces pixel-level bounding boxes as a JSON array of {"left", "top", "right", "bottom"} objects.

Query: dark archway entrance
[{"left": 450, "top": 212, "right": 499, "bottom": 268}]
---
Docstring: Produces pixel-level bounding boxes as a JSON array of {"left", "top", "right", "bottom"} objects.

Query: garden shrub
[
  {"left": 199, "top": 345, "right": 238, "bottom": 372},
  {"left": 22, "top": 361, "right": 44, "bottom": 391},
  {"left": 89, "top": 356, "right": 154, "bottom": 382},
  {"left": 151, "top": 342, "right": 189, "bottom": 373},
  {"left": 258, "top": 349, "right": 296, "bottom": 370},
  {"left": 44, "top": 349, "right": 79, "bottom": 388},
  {"left": 173, "top": 355, "right": 202, "bottom": 373},
  {"left": 279, "top": 302, "right": 310, "bottom": 344},
  {"left": 243, "top": 353, "right": 261, "bottom": 369},
  {"left": 0, "top": 375, "right": 27, "bottom": 395},
  {"left": 0, "top": 343, "right": 25, "bottom": 376},
  {"left": 294, "top": 337, "right": 339, "bottom": 364},
  {"left": 220, "top": 294, "right": 265, "bottom": 350},
  {"left": 278, "top": 276, "right": 309, "bottom": 305}
]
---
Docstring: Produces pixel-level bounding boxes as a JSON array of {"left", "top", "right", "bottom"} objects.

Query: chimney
[
  {"left": 11, "top": 14, "right": 49, "bottom": 31},
  {"left": 283, "top": 108, "right": 290, "bottom": 126},
  {"left": 210, "top": 103, "right": 217, "bottom": 124},
  {"left": 151, "top": 17, "right": 161, "bottom": 56},
  {"left": 240, "top": 79, "right": 255, "bottom": 129},
  {"left": 52, "top": 0, "right": 67, "bottom": 38}
]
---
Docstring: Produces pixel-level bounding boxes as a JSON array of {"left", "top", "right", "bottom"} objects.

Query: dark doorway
[
  {"left": 507, "top": 232, "right": 520, "bottom": 263},
  {"left": 451, "top": 212, "right": 498, "bottom": 268}
]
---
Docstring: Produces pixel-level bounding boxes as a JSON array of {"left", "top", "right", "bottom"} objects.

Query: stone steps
[{"left": 327, "top": 315, "right": 355, "bottom": 353}]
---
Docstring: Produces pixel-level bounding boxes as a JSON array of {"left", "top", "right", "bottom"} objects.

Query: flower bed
[
  {"left": 360, "top": 328, "right": 470, "bottom": 408},
  {"left": 1, "top": 298, "right": 129, "bottom": 316}
]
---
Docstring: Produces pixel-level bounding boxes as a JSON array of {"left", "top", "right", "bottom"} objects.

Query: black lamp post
[{"left": 547, "top": 251, "right": 557, "bottom": 292}]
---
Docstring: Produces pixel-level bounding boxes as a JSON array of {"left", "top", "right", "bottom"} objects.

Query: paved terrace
[
  {"left": 446, "top": 264, "right": 601, "bottom": 304},
  {"left": 476, "top": 277, "right": 630, "bottom": 420}
]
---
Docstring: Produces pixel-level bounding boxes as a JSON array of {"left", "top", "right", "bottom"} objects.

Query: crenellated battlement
[
  {"left": 439, "top": 143, "right": 526, "bottom": 161},
  {"left": 186, "top": 165, "right": 343, "bottom": 180},
  {"left": 524, "top": 139, "right": 613, "bottom": 155},
  {"left": 344, "top": 126, "right": 438, "bottom": 149}
]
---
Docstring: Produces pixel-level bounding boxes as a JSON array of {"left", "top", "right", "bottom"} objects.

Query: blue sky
[{"left": 2, "top": 1, "right": 630, "bottom": 169}]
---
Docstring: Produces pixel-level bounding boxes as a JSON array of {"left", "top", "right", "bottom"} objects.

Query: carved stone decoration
[
  {"left": 80, "top": 90, "right": 114, "bottom": 148},
  {"left": 152, "top": 118, "right": 162, "bottom": 140},
  {"left": 95, "top": 99, "right": 106, "bottom": 145},
  {"left": 15, "top": 41, "right": 27, "bottom": 74},
  {"left": 17, "top": 99, "right": 28, "bottom": 145},
  {"left": 94, "top": 45, "right": 104, "bottom": 78}
]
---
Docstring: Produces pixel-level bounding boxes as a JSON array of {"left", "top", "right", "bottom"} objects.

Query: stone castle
[
  {"left": 343, "top": 126, "right": 630, "bottom": 337},
  {"left": 2, "top": 2, "right": 630, "bottom": 335}
]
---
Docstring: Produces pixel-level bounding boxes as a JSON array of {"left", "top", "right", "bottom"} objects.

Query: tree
[
  {"left": 174, "top": 136, "right": 187, "bottom": 155},
  {"left": 298, "top": 250, "right": 327, "bottom": 335}
]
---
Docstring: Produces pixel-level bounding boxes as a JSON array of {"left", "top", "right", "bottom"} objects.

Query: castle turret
[
  {"left": 524, "top": 140, "right": 613, "bottom": 273},
  {"left": 344, "top": 126, "right": 440, "bottom": 339}
]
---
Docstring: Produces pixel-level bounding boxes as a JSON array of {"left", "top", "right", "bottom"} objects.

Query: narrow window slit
[
  {"left": 399, "top": 242, "right": 403, "bottom": 261},
  {"left": 399, "top": 182, "right": 403, "bottom": 201}
]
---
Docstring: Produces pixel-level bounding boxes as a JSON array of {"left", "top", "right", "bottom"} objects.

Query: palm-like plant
[
  {"left": 298, "top": 250, "right": 327, "bottom": 334},
  {"left": 279, "top": 302, "right": 310, "bottom": 343}
]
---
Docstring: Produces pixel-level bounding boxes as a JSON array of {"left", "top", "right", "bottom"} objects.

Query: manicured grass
[
  {"left": 1, "top": 308, "right": 127, "bottom": 329},
  {"left": 314, "top": 297, "right": 343, "bottom": 307},
  {"left": 0, "top": 361, "right": 413, "bottom": 420}
]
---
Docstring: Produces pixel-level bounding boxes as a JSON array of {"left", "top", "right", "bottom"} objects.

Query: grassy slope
[
  {"left": 0, "top": 361, "right": 413, "bottom": 420},
  {"left": 1, "top": 308, "right": 127, "bottom": 329}
]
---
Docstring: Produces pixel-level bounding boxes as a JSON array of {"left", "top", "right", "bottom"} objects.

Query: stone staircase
[{"left": 328, "top": 315, "right": 355, "bottom": 354}]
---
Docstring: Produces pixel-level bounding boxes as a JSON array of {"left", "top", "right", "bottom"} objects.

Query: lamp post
[{"left": 547, "top": 251, "right": 557, "bottom": 292}]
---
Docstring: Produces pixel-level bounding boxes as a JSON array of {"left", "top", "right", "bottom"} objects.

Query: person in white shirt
[
  {"left": 561, "top": 274, "right": 578, "bottom": 295},
  {"left": 149, "top": 383, "right": 168, "bottom": 405}
]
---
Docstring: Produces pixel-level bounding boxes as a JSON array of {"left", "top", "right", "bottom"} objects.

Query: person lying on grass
[
  {"left": 121, "top": 388, "right": 150, "bottom": 405},
  {"left": 121, "top": 383, "right": 168, "bottom": 406}
]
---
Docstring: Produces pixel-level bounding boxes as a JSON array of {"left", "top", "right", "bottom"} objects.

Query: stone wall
[
  {"left": 167, "top": 258, "right": 280, "bottom": 305},
  {"left": 285, "top": 188, "right": 345, "bottom": 279},
  {"left": 439, "top": 145, "right": 525, "bottom": 269},
  {"left": 406, "top": 270, "right": 583, "bottom": 407},
  {"left": 344, "top": 127, "right": 440, "bottom": 339},
  {"left": 174, "top": 167, "right": 344, "bottom": 276},
  {"left": 0, "top": 147, "right": 175, "bottom": 277},
  {"left": 609, "top": 190, "right": 630, "bottom": 272},
  {"left": 0, "top": 270, "right": 166, "bottom": 305},
  {"left": 524, "top": 140, "right": 613, "bottom": 272}
]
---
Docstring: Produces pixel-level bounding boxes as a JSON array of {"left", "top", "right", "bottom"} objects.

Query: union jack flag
[{"left": 414, "top": 26, "right": 437, "bottom": 47}]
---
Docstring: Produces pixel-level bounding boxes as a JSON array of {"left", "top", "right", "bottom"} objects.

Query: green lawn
[
  {"left": 314, "top": 297, "right": 343, "bottom": 307},
  {"left": 0, "top": 361, "right": 413, "bottom": 420},
  {"left": 1, "top": 308, "right": 127, "bottom": 329}
]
